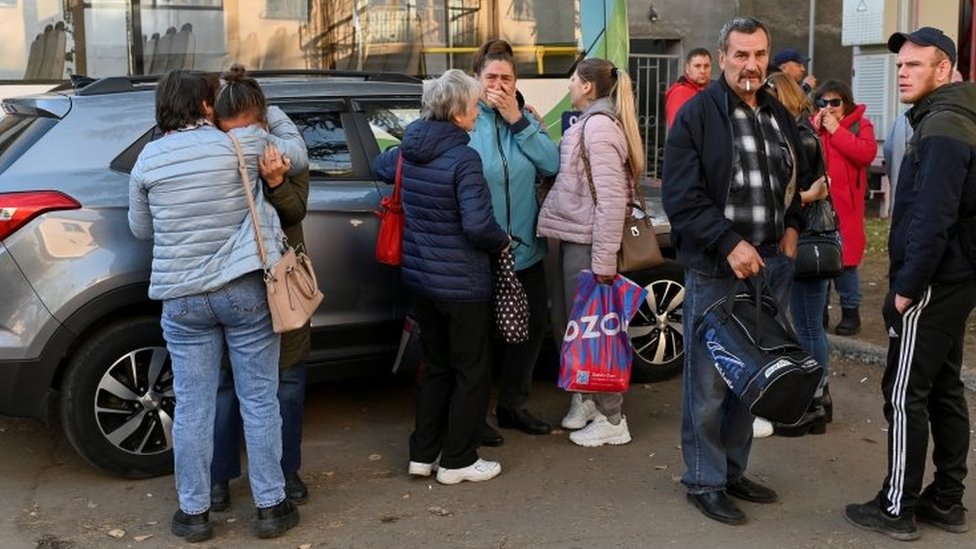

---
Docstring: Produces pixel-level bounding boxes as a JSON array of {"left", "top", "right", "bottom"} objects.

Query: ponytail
[
  {"left": 577, "top": 58, "right": 645, "bottom": 181},
  {"left": 611, "top": 70, "right": 645, "bottom": 180}
]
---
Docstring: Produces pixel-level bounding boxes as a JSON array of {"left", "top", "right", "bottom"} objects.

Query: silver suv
[{"left": 0, "top": 72, "right": 684, "bottom": 478}]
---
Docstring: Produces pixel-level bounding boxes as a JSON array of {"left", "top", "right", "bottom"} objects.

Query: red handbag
[{"left": 375, "top": 153, "right": 404, "bottom": 265}]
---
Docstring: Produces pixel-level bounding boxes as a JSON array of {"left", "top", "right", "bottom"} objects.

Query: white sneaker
[
  {"left": 435, "top": 458, "right": 501, "bottom": 485},
  {"left": 753, "top": 417, "right": 774, "bottom": 439},
  {"left": 561, "top": 393, "right": 603, "bottom": 430},
  {"left": 408, "top": 460, "right": 439, "bottom": 477},
  {"left": 569, "top": 415, "right": 632, "bottom": 447}
]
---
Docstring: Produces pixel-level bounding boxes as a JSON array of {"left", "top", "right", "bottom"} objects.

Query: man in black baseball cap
[
  {"left": 771, "top": 47, "right": 816, "bottom": 92},
  {"left": 887, "top": 26, "right": 957, "bottom": 67},
  {"left": 846, "top": 26, "right": 976, "bottom": 542}
]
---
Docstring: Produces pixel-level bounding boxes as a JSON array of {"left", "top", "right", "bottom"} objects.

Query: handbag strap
[
  {"left": 229, "top": 133, "right": 269, "bottom": 270},
  {"left": 393, "top": 151, "right": 403, "bottom": 201},
  {"left": 577, "top": 114, "right": 650, "bottom": 224}
]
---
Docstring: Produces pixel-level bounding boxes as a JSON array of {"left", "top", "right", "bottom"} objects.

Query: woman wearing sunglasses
[{"left": 811, "top": 80, "right": 878, "bottom": 337}]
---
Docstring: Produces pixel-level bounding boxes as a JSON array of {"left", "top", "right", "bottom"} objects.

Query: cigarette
[{"left": 746, "top": 80, "right": 751, "bottom": 92}]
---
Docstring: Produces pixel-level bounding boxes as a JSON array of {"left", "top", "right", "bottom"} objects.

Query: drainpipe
[{"left": 808, "top": 0, "right": 816, "bottom": 76}]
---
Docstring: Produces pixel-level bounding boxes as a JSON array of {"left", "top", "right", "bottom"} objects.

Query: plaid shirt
[{"left": 724, "top": 92, "right": 793, "bottom": 246}]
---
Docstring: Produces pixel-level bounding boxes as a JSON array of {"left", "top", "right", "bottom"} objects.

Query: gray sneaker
[
  {"left": 916, "top": 495, "right": 968, "bottom": 533},
  {"left": 844, "top": 498, "right": 919, "bottom": 541}
]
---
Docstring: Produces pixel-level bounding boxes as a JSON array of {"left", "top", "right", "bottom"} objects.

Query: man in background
[
  {"left": 771, "top": 47, "right": 817, "bottom": 93},
  {"left": 665, "top": 48, "right": 712, "bottom": 128}
]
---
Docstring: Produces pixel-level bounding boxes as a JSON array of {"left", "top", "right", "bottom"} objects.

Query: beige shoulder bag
[
  {"left": 578, "top": 114, "right": 664, "bottom": 273},
  {"left": 230, "top": 134, "right": 324, "bottom": 333}
]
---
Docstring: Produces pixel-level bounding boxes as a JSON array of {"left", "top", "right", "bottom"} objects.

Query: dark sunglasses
[{"left": 816, "top": 98, "right": 842, "bottom": 108}]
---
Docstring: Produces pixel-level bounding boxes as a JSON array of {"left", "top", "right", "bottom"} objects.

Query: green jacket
[{"left": 264, "top": 168, "right": 311, "bottom": 368}]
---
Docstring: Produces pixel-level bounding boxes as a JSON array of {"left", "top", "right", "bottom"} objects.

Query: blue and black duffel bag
[{"left": 696, "top": 275, "right": 823, "bottom": 425}]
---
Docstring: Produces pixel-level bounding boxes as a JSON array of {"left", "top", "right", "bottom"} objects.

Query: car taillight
[{"left": 0, "top": 191, "right": 82, "bottom": 241}]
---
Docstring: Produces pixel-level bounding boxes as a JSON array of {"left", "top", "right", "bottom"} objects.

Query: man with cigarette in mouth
[{"left": 662, "top": 16, "right": 805, "bottom": 525}]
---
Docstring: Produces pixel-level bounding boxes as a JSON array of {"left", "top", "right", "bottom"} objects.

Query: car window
[
  {"left": 359, "top": 100, "right": 422, "bottom": 152},
  {"left": 0, "top": 113, "right": 57, "bottom": 173},
  {"left": 282, "top": 103, "right": 352, "bottom": 178}
]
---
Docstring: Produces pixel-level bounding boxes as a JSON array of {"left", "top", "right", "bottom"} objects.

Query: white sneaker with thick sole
[
  {"left": 569, "top": 416, "right": 631, "bottom": 447},
  {"left": 561, "top": 393, "right": 603, "bottom": 430},
  {"left": 753, "top": 417, "right": 774, "bottom": 439},
  {"left": 435, "top": 458, "right": 501, "bottom": 485},
  {"left": 408, "top": 460, "right": 439, "bottom": 477}
]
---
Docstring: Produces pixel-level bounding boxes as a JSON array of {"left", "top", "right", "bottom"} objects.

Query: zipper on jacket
[{"left": 494, "top": 116, "right": 514, "bottom": 238}]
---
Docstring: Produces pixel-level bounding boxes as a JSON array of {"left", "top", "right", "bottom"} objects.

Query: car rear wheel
[
  {"left": 628, "top": 261, "right": 685, "bottom": 383},
  {"left": 60, "top": 316, "right": 174, "bottom": 478}
]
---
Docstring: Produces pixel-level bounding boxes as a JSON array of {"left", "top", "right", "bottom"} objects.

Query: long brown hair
[
  {"left": 765, "top": 72, "right": 811, "bottom": 118},
  {"left": 576, "top": 58, "right": 644, "bottom": 180}
]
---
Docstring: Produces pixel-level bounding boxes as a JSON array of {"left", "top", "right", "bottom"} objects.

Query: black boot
[
  {"left": 773, "top": 400, "right": 827, "bottom": 437},
  {"left": 835, "top": 307, "right": 861, "bottom": 336}
]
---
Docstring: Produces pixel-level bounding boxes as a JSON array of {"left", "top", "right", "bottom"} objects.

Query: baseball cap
[
  {"left": 887, "top": 27, "right": 957, "bottom": 66},
  {"left": 773, "top": 48, "right": 808, "bottom": 67}
]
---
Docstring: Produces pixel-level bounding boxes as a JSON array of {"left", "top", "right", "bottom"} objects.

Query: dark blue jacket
[
  {"left": 661, "top": 78, "right": 804, "bottom": 276},
  {"left": 372, "top": 119, "right": 509, "bottom": 302},
  {"left": 888, "top": 83, "right": 976, "bottom": 300}
]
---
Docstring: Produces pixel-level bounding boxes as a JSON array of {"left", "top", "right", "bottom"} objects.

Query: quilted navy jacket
[{"left": 372, "top": 118, "right": 509, "bottom": 302}]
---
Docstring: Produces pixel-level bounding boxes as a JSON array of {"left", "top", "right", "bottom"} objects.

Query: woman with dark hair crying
[
  {"left": 468, "top": 39, "right": 560, "bottom": 443},
  {"left": 208, "top": 64, "right": 314, "bottom": 529}
]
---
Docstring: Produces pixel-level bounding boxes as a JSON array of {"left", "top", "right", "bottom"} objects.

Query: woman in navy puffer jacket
[{"left": 372, "top": 69, "right": 510, "bottom": 485}]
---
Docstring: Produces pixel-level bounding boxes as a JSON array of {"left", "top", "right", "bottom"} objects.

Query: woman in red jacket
[{"left": 812, "top": 80, "right": 878, "bottom": 336}]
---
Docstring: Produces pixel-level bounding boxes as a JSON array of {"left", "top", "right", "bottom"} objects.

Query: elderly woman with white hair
[{"left": 372, "top": 69, "right": 511, "bottom": 485}]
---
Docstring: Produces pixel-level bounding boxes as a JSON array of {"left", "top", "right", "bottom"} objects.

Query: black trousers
[
  {"left": 496, "top": 260, "right": 549, "bottom": 411},
  {"left": 409, "top": 296, "right": 492, "bottom": 469},
  {"left": 879, "top": 280, "right": 976, "bottom": 516}
]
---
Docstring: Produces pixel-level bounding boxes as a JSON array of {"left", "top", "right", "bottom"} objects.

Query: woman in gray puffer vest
[{"left": 127, "top": 69, "right": 298, "bottom": 543}]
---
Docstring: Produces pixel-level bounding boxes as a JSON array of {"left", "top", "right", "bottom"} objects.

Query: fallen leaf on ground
[
  {"left": 427, "top": 506, "right": 453, "bottom": 517},
  {"left": 133, "top": 534, "right": 153, "bottom": 542},
  {"left": 107, "top": 529, "right": 125, "bottom": 539},
  {"left": 368, "top": 453, "right": 382, "bottom": 461}
]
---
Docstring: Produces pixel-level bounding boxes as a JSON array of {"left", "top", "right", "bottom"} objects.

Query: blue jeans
[
  {"left": 832, "top": 266, "right": 860, "bottom": 308},
  {"left": 161, "top": 272, "right": 284, "bottom": 514},
  {"left": 212, "top": 363, "right": 307, "bottom": 482},
  {"left": 680, "top": 252, "right": 793, "bottom": 493},
  {"left": 791, "top": 278, "right": 830, "bottom": 385}
]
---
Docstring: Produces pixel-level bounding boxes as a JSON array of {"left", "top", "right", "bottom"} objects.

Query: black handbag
[
  {"left": 795, "top": 190, "right": 843, "bottom": 279},
  {"left": 696, "top": 275, "right": 823, "bottom": 424},
  {"left": 493, "top": 249, "right": 530, "bottom": 343}
]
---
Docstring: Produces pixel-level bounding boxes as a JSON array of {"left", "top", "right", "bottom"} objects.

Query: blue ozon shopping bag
[{"left": 558, "top": 271, "right": 647, "bottom": 393}]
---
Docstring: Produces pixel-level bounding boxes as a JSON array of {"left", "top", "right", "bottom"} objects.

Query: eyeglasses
[{"left": 816, "top": 98, "right": 842, "bottom": 108}]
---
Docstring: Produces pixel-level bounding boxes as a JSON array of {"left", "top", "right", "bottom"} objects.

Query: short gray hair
[
  {"left": 717, "top": 16, "right": 771, "bottom": 53},
  {"left": 421, "top": 69, "right": 481, "bottom": 122}
]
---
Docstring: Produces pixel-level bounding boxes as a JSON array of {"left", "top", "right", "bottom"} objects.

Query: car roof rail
[
  {"left": 74, "top": 75, "right": 161, "bottom": 96},
  {"left": 246, "top": 69, "right": 422, "bottom": 84},
  {"left": 69, "top": 70, "right": 421, "bottom": 97}
]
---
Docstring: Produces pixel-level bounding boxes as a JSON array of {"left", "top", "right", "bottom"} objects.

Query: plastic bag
[{"left": 558, "top": 271, "right": 647, "bottom": 393}]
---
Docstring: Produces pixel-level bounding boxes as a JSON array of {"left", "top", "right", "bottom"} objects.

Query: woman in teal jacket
[{"left": 469, "top": 39, "right": 560, "bottom": 439}]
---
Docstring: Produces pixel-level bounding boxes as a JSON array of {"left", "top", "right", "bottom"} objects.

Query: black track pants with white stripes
[{"left": 879, "top": 281, "right": 976, "bottom": 517}]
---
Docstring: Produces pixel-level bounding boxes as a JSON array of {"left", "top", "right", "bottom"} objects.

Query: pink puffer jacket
[{"left": 537, "top": 99, "right": 631, "bottom": 276}]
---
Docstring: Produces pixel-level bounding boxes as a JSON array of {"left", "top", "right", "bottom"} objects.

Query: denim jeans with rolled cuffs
[
  {"left": 680, "top": 250, "right": 794, "bottom": 493},
  {"left": 162, "top": 271, "right": 284, "bottom": 514}
]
